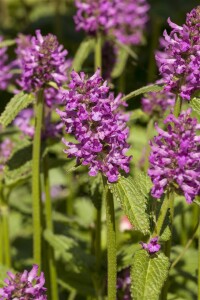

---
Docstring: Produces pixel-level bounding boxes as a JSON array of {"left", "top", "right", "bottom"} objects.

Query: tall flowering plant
[{"left": 1, "top": 3, "right": 200, "bottom": 300}]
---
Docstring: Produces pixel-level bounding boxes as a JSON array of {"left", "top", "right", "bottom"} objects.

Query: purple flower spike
[
  {"left": 141, "top": 237, "right": 161, "bottom": 254},
  {"left": 141, "top": 84, "right": 175, "bottom": 118},
  {"left": 16, "top": 30, "right": 69, "bottom": 92},
  {"left": 148, "top": 109, "right": 200, "bottom": 203},
  {"left": 74, "top": 0, "right": 115, "bottom": 35},
  {"left": 156, "top": 6, "right": 200, "bottom": 100},
  {"left": 0, "top": 264, "right": 47, "bottom": 300},
  {"left": 0, "top": 36, "right": 13, "bottom": 90},
  {"left": 113, "top": 0, "right": 150, "bottom": 46},
  {"left": 57, "top": 69, "right": 131, "bottom": 182}
]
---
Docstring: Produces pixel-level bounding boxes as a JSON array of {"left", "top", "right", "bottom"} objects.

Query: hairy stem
[
  {"left": 95, "top": 32, "right": 102, "bottom": 72},
  {"left": 32, "top": 89, "right": 44, "bottom": 266},
  {"left": 103, "top": 179, "right": 116, "bottom": 300},
  {"left": 43, "top": 154, "right": 58, "bottom": 300},
  {"left": 198, "top": 207, "right": 200, "bottom": 300},
  {"left": 173, "top": 95, "right": 182, "bottom": 117},
  {"left": 144, "top": 117, "right": 155, "bottom": 172},
  {"left": 161, "top": 190, "right": 174, "bottom": 300},
  {"left": 2, "top": 205, "right": 11, "bottom": 267}
]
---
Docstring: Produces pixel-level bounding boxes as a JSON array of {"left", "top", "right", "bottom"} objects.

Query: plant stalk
[
  {"left": 104, "top": 179, "right": 117, "bottom": 300},
  {"left": 95, "top": 32, "right": 102, "bottom": 72},
  {"left": 160, "top": 190, "right": 174, "bottom": 300},
  {"left": 43, "top": 154, "right": 58, "bottom": 300},
  {"left": 32, "top": 89, "right": 44, "bottom": 266},
  {"left": 198, "top": 208, "right": 200, "bottom": 300},
  {"left": 2, "top": 205, "right": 11, "bottom": 267}
]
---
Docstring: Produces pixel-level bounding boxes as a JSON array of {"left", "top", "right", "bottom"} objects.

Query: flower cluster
[
  {"left": 141, "top": 237, "right": 161, "bottom": 254},
  {"left": 117, "top": 267, "right": 131, "bottom": 300},
  {"left": 16, "top": 30, "right": 69, "bottom": 92},
  {"left": 74, "top": 0, "right": 149, "bottom": 45},
  {"left": 0, "top": 36, "right": 13, "bottom": 90},
  {"left": 14, "top": 108, "right": 63, "bottom": 139},
  {"left": 148, "top": 109, "right": 200, "bottom": 203},
  {"left": 156, "top": 6, "right": 200, "bottom": 100},
  {"left": 0, "top": 264, "right": 47, "bottom": 300},
  {"left": 57, "top": 69, "right": 131, "bottom": 182},
  {"left": 113, "top": 0, "right": 150, "bottom": 45},
  {"left": 74, "top": 0, "right": 115, "bottom": 35},
  {"left": 141, "top": 86, "right": 175, "bottom": 118},
  {"left": 0, "top": 138, "right": 14, "bottom": 175}
]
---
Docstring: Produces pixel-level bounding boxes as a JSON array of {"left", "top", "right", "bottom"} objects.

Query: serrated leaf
[
  {"left": 122, "top": 85, "right": 163, "bottom": 102},
  {"left": 190, "top": 97, "right": 200, "bottom": 115},
  {"left": 4, "top": 161, "right": 32, "bottom": 187},
  {"left": 131, "top": 250, "right": 170, "bottom": 300},
  {"left": 111, "top": 48, "right": 129, "bottom": 78},
  {"left": 110, "top": 174, "right": 151, "bottom": 234},
  {"left": 0, "top": 92, "right": 34, "bottom": 127},
  {"left": 0, "top": 39, "right": 15, "bottom": 48},
  {"left": 72, "top": 38, "right": 95, "bottom": 71}
]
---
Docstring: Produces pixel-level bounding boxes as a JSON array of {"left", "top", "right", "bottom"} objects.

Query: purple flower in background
[
  {"left": 16, "top": 30, "right": 69, "bottom": 92},
  {"left": 141, "top": 237, "right": 161, "bottom": 254},
  {"left": 141, "top": 85, "right": 175, "bottom": 118},
  {"left": 74, "top": 0, "right": 115, "bottom": 35},
  {"left": 0, "top": 138, "right": 14, "bottom": 175},
  {"left": 148, "top": 109, "right": 200, "bottom": 203},
  {"left": 113, "top": 0, "right": 150, "bottom": 45},
  {"left": 156, "top": 6, "right": 200, "bottom": 100},
  {"left": 14, "top": 108, "right": 63, "bottom": 139},
  {"left": 0, "top": 264, "right": 47, "bottom": 300},
  {"left": 117, "top": 267, "right": 131, "bottom": 300},
  {"left": 0, "top": 36, "right": 13, "bottom": 90},
  {"left": 57, "top": 69, "right": 131, "bottom": 182}
]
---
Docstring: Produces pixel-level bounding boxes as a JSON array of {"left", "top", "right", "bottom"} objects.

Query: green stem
[
  {"left": 144, "top": 117, "right": 155, "bottom": 172},
  {"left": 43, "top": 155, "right": 58, "bottom": 300},
  {"left": 198, "top": 209, "right": 200, "bottom": 300},
  {"left": 94, "top": 206, "right": 102, "bottom": 299},
  {"left": 95, "top": 32, "right": 102, "bottom": 72},
  {"left": 54, "top": 0, "right": 61, "bottom": 39},
  {"left": 160, "top": 191, "right": 174, "bottom": 300},
  {"left": 0, "top": 182, "right": 3, "bottom": 265},
  {"left": 153, "top": 191, "right": 170, "bottom": 237},
  {"left": 66, "top": 173, "right": 74, "bottom": 215},
  {"left": 32, "top": 89, "right": 44, "bottom": 266},
  {"left": 2, "top": 206, "right": 11, "bottom": 267},
  {"left": 103, "top": 178, "right": 116, "bottom": 300},
  {"left": 173, "top": 95, "right": 182, "bottom": 118},
  {"left": 0, "top": 182, "right": 11, "bottom": 267}
]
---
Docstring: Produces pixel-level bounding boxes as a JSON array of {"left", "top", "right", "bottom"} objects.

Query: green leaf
[
  {"left": 131, "top": 250, "right": 170, "bottom": 300},
  {"left": 4, "top": 161, "right": 32, "bottom": 187},
  {"left": 114, "top": 39, "right": 138, "bottom": 60},
  {"left": 111, "top": 48, "right": 129, "bottom": 78},
  {"left": 0, "top": 39, "right": 15, "bottom": 48},
  {"left": 190, "top": 97, "right": 200, "bottom": 115},
  {"left": 110, "top": 173, "right": 151, "bottom": 234},
  {"left": 44, "top": 230, "right": 94, "bottom": 272},
  {"left": 0, "top": 92, "right": 34, "bottom": 127},
  {"left": 72, "top": 38, "right": 95, "bottom": 71},
  {"left": 122, "top": 84, "right": 163, "bottom": 102}
]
